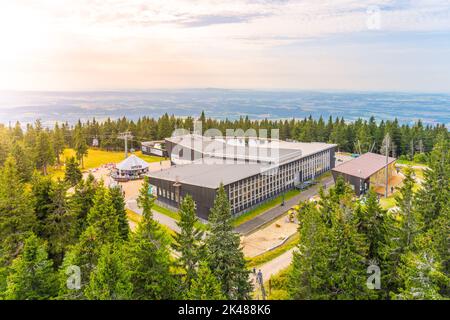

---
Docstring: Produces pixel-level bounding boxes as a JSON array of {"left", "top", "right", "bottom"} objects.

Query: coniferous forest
[{"left": 0, "top": 113, "right": 448, "bottom": 300}]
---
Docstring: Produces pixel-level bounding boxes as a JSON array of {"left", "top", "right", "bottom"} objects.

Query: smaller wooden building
[{"left": 331, "top": 152, "right": 398, "bottom": 196}]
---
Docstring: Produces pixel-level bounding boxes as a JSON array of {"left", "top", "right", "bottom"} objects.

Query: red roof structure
[{"left": 332, "top": 152, "right": 396, "bottom": 179}]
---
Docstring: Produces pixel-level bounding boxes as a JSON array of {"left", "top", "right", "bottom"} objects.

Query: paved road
[
  {"left": 126, "top": 199, "right": 181, "bottom": 233},
  {"left": 126, "top": 175, "right": 334, "bottom": 238},
  {"left": 251, "top": 248, "right": 297, "bottom": 284},
  {"left": 235, "top": 176, "right": 334, "bottom": 235}
]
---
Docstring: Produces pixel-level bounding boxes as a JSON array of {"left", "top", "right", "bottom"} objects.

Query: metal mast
[{"left": 118, "top": 131, "right": 133, "bottom": 158}]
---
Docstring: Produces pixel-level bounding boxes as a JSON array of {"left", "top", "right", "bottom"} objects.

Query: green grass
[
  {"left": 380, "top": 195, "right": 397, "bottom": 210},
  {"left": 264, "top": 266, "right": 292, "bottom": 300},
  {"left": 126, "top": 208, "right": 175, "bottom": 239},
  {"left": 231, "top": 189, "right": 301, "bottom": 227},
  {"left": 396, "top": 159, "right": 427, "bottom": 166},
  {"left": 48, "top": 148, "right": 163, "bottom": 179},
  {"left": 152, "top": 203, "right": 208, "bottom": 232},
  {"left": 246, "top": 233, "right": 299, "bottom": 268}
]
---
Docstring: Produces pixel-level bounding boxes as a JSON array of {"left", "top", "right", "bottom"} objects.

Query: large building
[
  {"left": 147, "top": 134, "right": 336, "bottom": 220},
  {"left": 331, "top": 152, "right": 400, "bottom": 196}
]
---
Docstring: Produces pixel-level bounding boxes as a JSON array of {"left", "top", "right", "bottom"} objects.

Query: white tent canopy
[{"left": 116, "top": 155, "right": 149, "bottom": 171}]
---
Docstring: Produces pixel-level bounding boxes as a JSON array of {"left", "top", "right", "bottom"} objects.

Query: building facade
[{"left": 148, "top": 134, "right": 336, "bottom": 220}]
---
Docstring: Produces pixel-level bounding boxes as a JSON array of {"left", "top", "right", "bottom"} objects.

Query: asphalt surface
[
  {"left": 126, "top": 199, "right": 181, "bottom": 233},
  {"left": 235, "top": 176, "right": 334, "bottom": 235}
]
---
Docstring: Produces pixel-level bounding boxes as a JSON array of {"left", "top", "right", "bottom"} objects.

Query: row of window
[{"left": 228, "top": 150, "right": 331, "bottom": 214}]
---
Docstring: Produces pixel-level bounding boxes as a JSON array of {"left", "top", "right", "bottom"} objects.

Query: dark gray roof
[
  {"left": 147, "top": 161, "right": 267, "bottom": 189},
  {"left": 332, "top": 152, "right": 396, "bottom": 179}
]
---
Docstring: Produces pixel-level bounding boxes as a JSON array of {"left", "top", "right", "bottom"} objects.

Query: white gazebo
[{"left": 112, "top": 155, "right": 149, "bottom": 181}]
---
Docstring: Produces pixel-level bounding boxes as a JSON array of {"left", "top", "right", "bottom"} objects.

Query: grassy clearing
[
  {"left": 48, "top": 148, "right": 163, "bottom": 179},
  {"left": 246, "top": 233, "right": 299, "bottom": 268},
  {"left": 231, "top": 189, "right": 301, "bottom": 227}
]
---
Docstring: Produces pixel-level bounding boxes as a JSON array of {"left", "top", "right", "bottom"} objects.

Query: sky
[{"left": 0, "top": 0, "right": 450, "bottom": 92}]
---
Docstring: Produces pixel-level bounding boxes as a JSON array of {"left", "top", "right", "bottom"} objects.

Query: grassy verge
[
  {"left": 396, "top": 159, "right": 427, "bottom": 166},
  {"left": 252, "top": 266, "right": 292, "bottom": 300},
  {"left": 152, "top": 203, "right": 208, "bottom": 232},
  {"left": 126, "top": 208, "right": 176, "bottom": 239},
  {"left": 231, "top": 189, "right": 301, "bottom": 227},
  {"left": 246, "top": 233, "right": 299, "bottom": 268},
  {"left": 265, "top": 266, "right": 292, "bottom": 300}
]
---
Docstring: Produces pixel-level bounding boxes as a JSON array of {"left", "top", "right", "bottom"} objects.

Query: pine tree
[
  {"left": 205, "top": 184, "right": 252, "bottom": 300},
  {"left": 186, "top": 262, "right": 225, "bottom": 300},
  {"left": 126, "top": 177, "right": 179, "bottom": 299},
  {"left": 172, "top": 195, "right": 204, "bottom": 289},
  {"left": 85, "top": 244, "right": 132, "bottom": 300},
  {"left": 64, "top": 156, "right": 82, "bottom": 187},
  {"left": 109, "top": 186, "right": 130, "bottom": 240},
  {"left": 5, "top": 234, "right": 57, "bottom": 300}
]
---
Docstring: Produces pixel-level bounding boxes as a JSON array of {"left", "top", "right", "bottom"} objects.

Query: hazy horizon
[{"left": 1, "top": 1, "right": 450, "bottom": 92}]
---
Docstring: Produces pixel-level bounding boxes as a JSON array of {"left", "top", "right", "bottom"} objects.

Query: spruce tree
[
  {"left": 327, "top": 205, "right": 372, "bottom": 299},
  {"left": 31, "top": 172, "right": 53, "bottom": 237},
  {"left": 109, "top": 186, "right": 130, "bottom": 240},
  {"left": 59, "top": 182, "right": 121, "bottom": 299},
  {"left": 393, "top": 235, "right": 448, "bottom": 300},
  {"left": 288, "top": 201, "right": 332, "bottom": 299},
  {"left": 172, "top": 194, "right": 204, "bottom": 290},
  {"left": 69, "top": 174, "right": 97, "bottom": 239},
  {"left": 64, "top": 156, "right": 82, "bottom": 187},
  {"left": 5, "top": 234, "right": 57, "bottom": 300},
  {"left": 74, "top": 126, "right": 88, "bottom": 168},
  {"left": 381, "top": 167, "right": 423, "bottom": 296},
  {"left": 34, "top": 130, "right": 55, "bottom": 175},
  {"left": 357, "top": 189, "right": 386, "bottom": 261},
  {"left": 186, "top": 262, "right": 225, "bottom": 300},
  {"left": 53, "top": 123, "right": 65, "bottom": 165},
  {"left": 205, "top": 184, "right": 252, "bottom": 300},
  {"left": 415, "top": 132, "right": 449, "bottom": 229},
  {"left": 44, "top": 179, "right": 74, "bottom": 267},
  {"left": 86, "top": 184, "right": 120, "bottom": 244},
  {"left": 85, "top": 244, "right": 132, "bottom": 300},
  {"left": 0, "top": 156, "right": 36, "bottom": 265},
  {"left": 10, "top": 142, "right": 34, "bottom": 182},
  {"left": 126, "top": 177, "right": 178, "bottom": 299}
]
